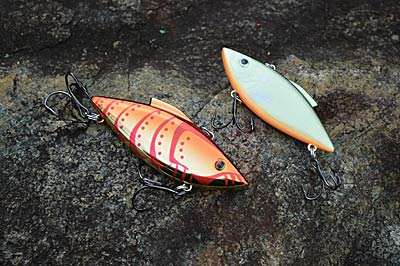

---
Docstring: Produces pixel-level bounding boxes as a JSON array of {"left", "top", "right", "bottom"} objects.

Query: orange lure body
[{"left": 91, "top": 96, "right": 248, "bottom": 189}]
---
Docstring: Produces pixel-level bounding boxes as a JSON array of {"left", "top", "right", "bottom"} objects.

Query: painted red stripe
[
  {"left": 113, "top": 103, "right": 136, "bottom": 134},
  {"left": 102, "top": 99, "right": 117, "bottom": 116},
  {"left": 181, "top": 168, "right": 186, "bottom": 181},
  {"left": 191, "top": 171, "right": 242, "bottom": 186},
  {"left": 173, "top": 165, "right": 179, "bottom": 177},
  {"left": 129, "top": 110, "right": 159, "bottom": 159},
  {"left": 149, "top": 116, "right": 175, "bottom": 165},
  {"left": 94, "top": 97, "right": 102, "bottom": 105}
]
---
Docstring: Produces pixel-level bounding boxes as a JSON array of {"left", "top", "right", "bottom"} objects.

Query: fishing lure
[
  {"left": 214, "top": 47, "right": 342, "bottom": 200},
  {"left": 44, "top": 72, "right": 248, "bottom": 210}
]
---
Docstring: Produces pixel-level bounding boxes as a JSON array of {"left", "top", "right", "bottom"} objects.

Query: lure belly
[
  {"left": 91, "top": 96, "right": 248, "bottom": 189},
  {"left": 222, "top": 47, "right": 334, "bottom": 152}
]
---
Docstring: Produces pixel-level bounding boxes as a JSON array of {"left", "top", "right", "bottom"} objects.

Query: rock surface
[{"left": 1, "top": 0, "right": 399, "bottom": 265}]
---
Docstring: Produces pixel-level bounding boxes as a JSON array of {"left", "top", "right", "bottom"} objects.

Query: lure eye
[
  {"left": 215, "top": 159, "right": 226, "bottom": 171},
  {"left": 240, "top": 58, "right": 249, "bottom": 67}
]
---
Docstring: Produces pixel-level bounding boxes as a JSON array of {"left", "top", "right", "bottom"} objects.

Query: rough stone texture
[{"left": 1, "top": 0, "right": 399, "bottom": 265}]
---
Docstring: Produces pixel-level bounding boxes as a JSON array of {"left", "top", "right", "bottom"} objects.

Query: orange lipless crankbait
[{"left": 45, "top": 72, "right": 248, "bottom": 210}]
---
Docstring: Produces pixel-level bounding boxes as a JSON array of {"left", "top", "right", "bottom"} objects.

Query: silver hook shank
[
  {"left": 44, "top": 91, "right": 72, "bottom": 115},
  {"left": 131, "top": 164, "right": 192, "bottom": 211},
  {"left": 302, "top": 145, "right": 343, "bottom": 200},
  {"left": 44, "top": 71, "right": 101, "bottom": 122},
  {"left": 211, "top": 90, "right": 254, "bottom": 132}
]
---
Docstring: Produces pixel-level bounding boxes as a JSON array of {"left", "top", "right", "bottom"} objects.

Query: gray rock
[{"left": 1, "top": 0, "right": 399, "bottom": 265}]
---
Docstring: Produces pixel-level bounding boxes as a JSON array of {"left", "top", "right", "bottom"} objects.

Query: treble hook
[
  {"left": 211, "top": 91, "right": 255, "bottom": 133},
  {"left": 302, "top": 144, "right": 343, "bottom": 200},
  {"left": 131, "top": 164, "right": 192, "bottom": 211},
  {"left": 44, "top": 71, "right": 102, "bottom": 122}
]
